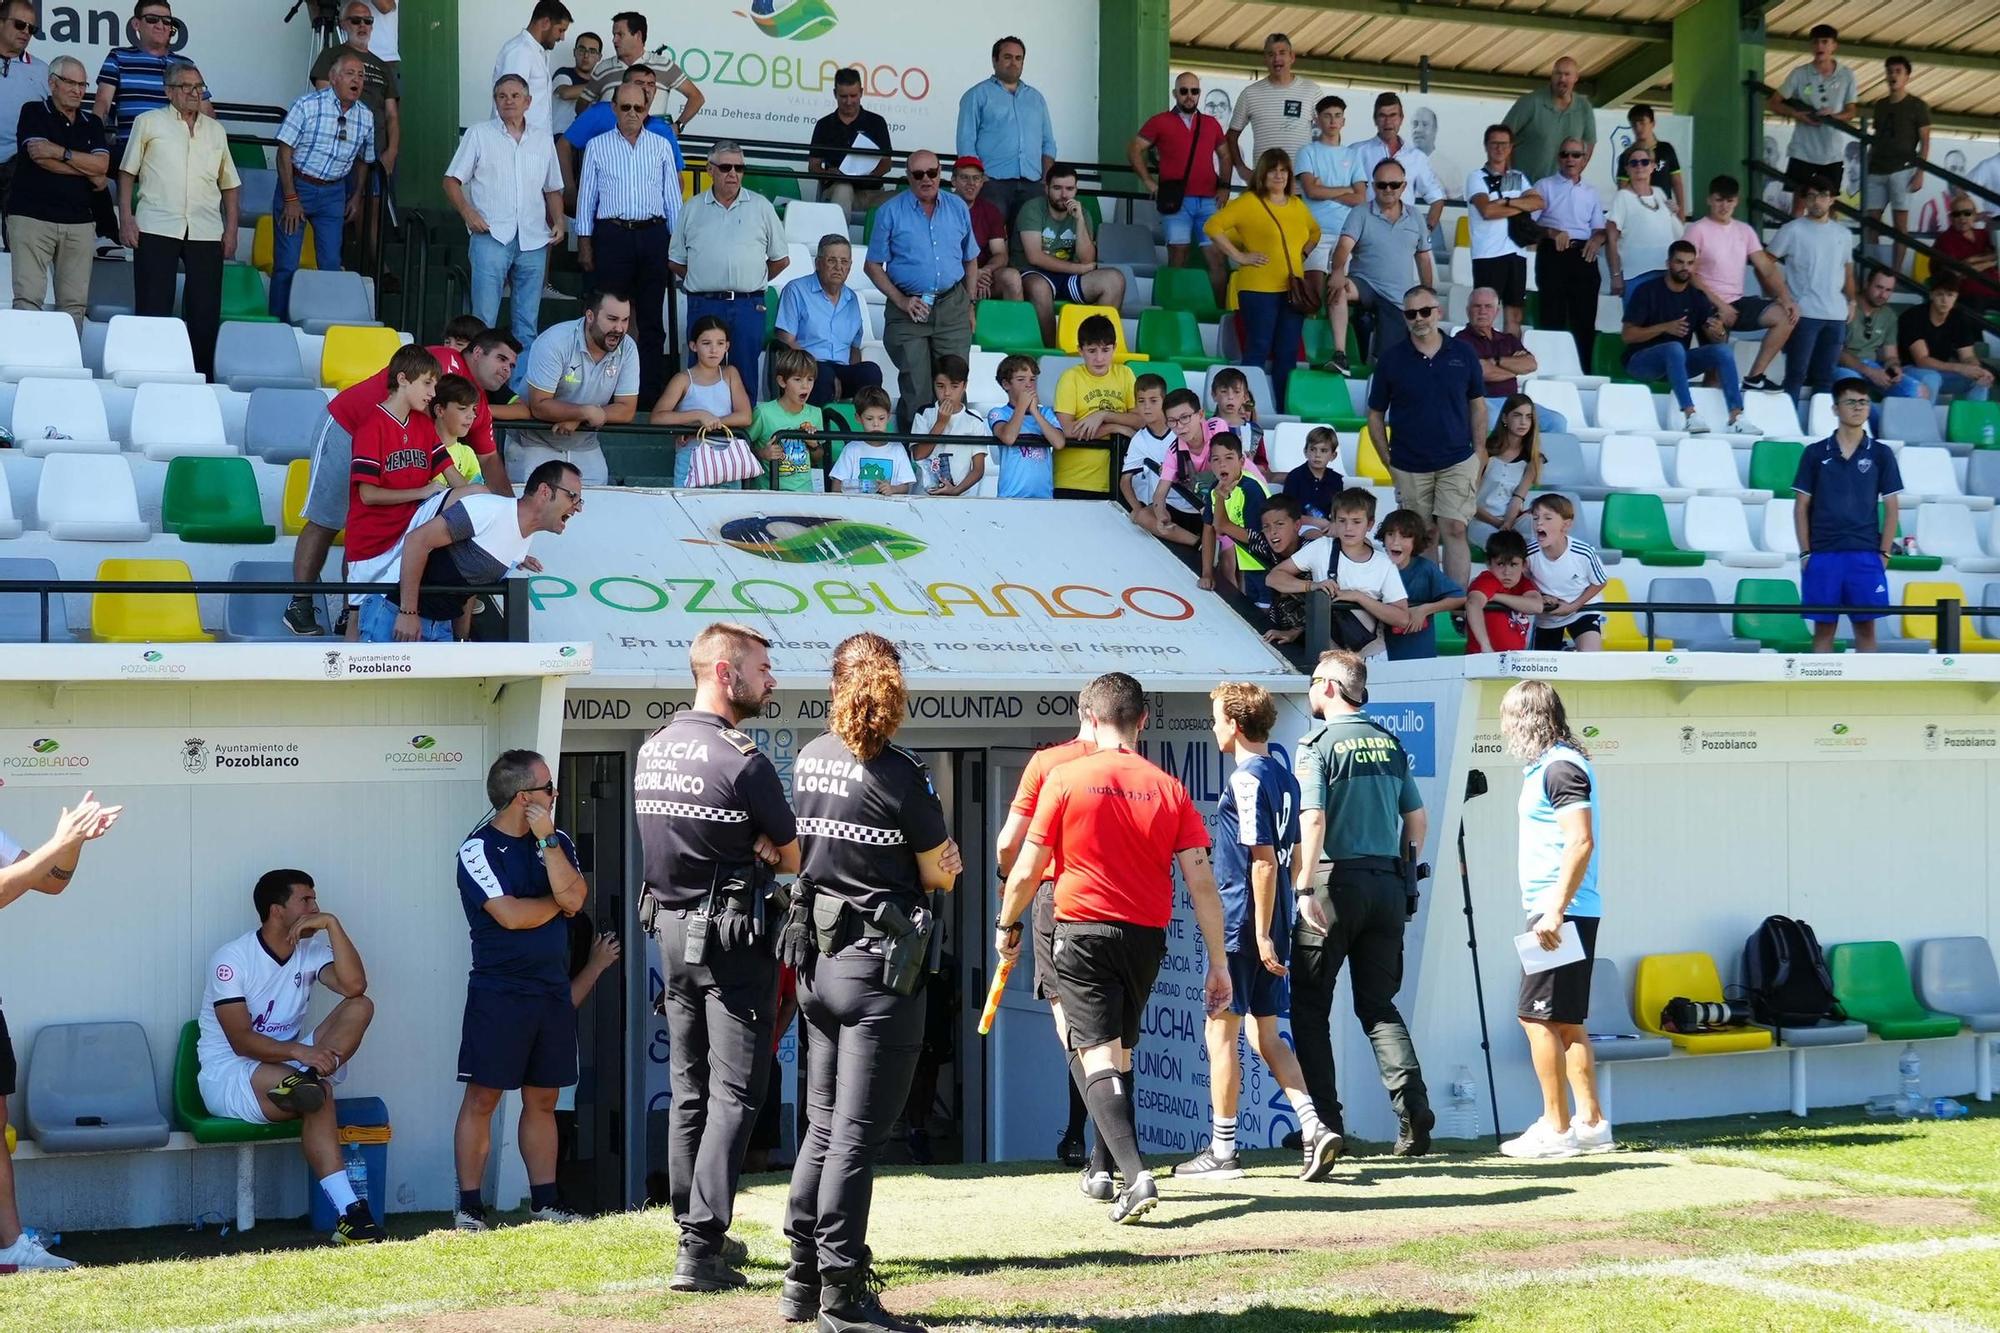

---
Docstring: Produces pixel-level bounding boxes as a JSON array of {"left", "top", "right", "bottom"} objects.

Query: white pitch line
[{"left": 157, "top": 1274, "right": 678, "bottom": 1333}]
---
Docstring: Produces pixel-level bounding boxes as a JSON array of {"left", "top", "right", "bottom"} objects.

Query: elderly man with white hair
[
  {"left": 775, "top": 233, "right": 884, "bottom": 407},
  {"left": 1454, "top": 286, "right": 1566, "bottom": 433},
  {"left": 7, "top": 54, "right": 109, "bottom": 327}
]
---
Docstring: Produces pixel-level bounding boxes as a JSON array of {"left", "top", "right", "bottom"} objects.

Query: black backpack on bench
[{"left": 1742, "top": 914, "right": 1844, "bottom": 1028}]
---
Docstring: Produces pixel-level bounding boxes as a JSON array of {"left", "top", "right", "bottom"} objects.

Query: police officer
[
  {"left": 775, "top": 633, "right": 958, "bottom": 1333},
  {"left": 635, "top": 621, "right": 800, "bottom": 1293},
  {"left": 1290, "top": 649, "right": 1435, "bottom": 1157}
]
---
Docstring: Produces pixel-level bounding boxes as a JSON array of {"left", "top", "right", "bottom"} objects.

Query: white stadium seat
[
  {"left": 1598, "top": 434, "right": 1691, "bottom": 501},
  {"left": 1675, "top": 436, "right": 1770, "bottom": 502},
  {"left": 1915, "top": 504, "right": 2000, "bottom": 572},
  {"left": 13, "top": 377, "right": 119, "bottom": 456},
  {"left": 286, "top": 270, "right": 382, "bottom": 336},
  {"left": 129, "top": 383, "right": 234, "bottom": 461},
  {"left": 1525, "top": 379, "right": 1601, "bottom": 441},
  {"left": 1806, "top": 392, "right": 1836, "bottom": 437},
  {"left": 1521, "top": 327, "right": 1604, "bottom": 387},
  {"left": 103, "top": 315, "right": 205, "bottom": 387},
  {"left": 0, "top": 465, "right": 22, "bottom": 539},
  {"left": 1684, "top": 496, "right": 1785, "bottom": 567},
  {"left": 0, "top": 310, "right": 90, "bottom": 382},
  {"left": 1761, "top": 497, "right": 1801, "bottom": 555},
  {"left": 36, "top": 453, "right": 149, "bottom": 541},
  {"left": 1737, "top": 389, "right": 1802, "bottom": 438},
  {"left": 1899, "top": 447, "right": 1992, "bottom": 508},
  {"left": 1596, "top": 382, "right": 1685, "bottom": 444},
  {"left": 782, "top": 200, "right": 849, "bottom": 249}
]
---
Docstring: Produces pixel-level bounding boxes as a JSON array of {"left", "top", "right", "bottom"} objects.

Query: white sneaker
[
  {"left": 1684, "top": 413, "right": 1712, "bottom": 435},
  {"left": 452, "top": 1210, "right": 489, "bottom": 1232},
  {"left": 1571, "top": 1118, "right": 1617, "bottom": 1154},
  {"left": 530, "top": 1204, "right": 583, "bottom": 1225},
  {"left": 1728, "top": 416, "right": 1765, "bottom": 437},
  {"left": 0, "top": 1233, "right": 77, "bottom": 1270},
  {"left": 1499, "top": 1119, "right": 1581, "bottom": 1159},
  {"left": 542, "top": 283, "right": 576, "bottom": 301}
]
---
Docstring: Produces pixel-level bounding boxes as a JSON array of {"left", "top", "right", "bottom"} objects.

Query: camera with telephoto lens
[{"left": 1661, "top": 996, "right": 1750, "bottom": 1032}]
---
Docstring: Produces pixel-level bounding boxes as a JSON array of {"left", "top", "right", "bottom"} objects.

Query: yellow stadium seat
[
  {"left": 1599, "top": 578, "right": 1674, "bottom": 651},
  {"left": 1454, "top": 215, "right": 1470, "bottom": 248},
  {"left": 680, "top": 169, "right": 697, "bottom": 200},
  {"left": 320, "top": 325, "right": 401, "bottom": 391},
  {"left": 281, "top": 459, "right": 343, "bottom": 544},
  {"left": 250, "top": 215, "right": 317, "bottom": 275},
  {"left": 1912, "top": 252, "right": 1930, "bottom": 284},
  {"left": 92, "top": 558, "right": 214, "bottom": 643},
  {"left": 1054, "top": 303, "right": 1148, "bottom": 363},
  {"left": 1902, "top": 580, "right": 2000, "bottom": 651},
  {"left": 1354, "top": 424, "right": 1392, "bottom": 484},
  {"left": 1634, "top": 952, "right": 1774, "bottom": 1053},
  {"left": 4, "top": 1123, "right": 11, "bottom": 1152}
]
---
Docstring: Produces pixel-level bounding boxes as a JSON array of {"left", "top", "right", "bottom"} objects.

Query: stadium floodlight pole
[{"left": 1457, "top": 767, "right": 1503, "bottom": 1149}]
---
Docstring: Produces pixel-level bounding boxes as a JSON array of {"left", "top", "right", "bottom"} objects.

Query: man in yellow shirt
[{"left": 1053, "top": 314, "right": 1142, "bottom": 497}]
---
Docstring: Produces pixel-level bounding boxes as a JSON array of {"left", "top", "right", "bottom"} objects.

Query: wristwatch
[{"left": 535, "top": 835, "right": 559, "bottom": 851}]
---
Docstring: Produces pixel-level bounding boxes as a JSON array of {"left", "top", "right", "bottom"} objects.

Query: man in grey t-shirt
[
  {"left": 507, "top": 291, "right": 641, "bottom": 486},
  {"left": 1329, "top": 159, "right": 1434, "bottom": 357},
  {"left": 1767, "top": 182, "right": 1855, "bottom": 406},
  {"left": 1768, "top": 24, "right": 1857, "bottom": 214}
]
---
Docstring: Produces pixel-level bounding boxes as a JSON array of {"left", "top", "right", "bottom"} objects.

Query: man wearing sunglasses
[
  {"left": 865, "top": 149, "right": 978, "bottom": 427},
  {"left": 0, "top": 0, "right": 46, "bottom": 242},
  {"left": 7, "top": 55, "right": 108, "bottom": 329},
  {"left": 668, "top": 140, "right": 788, "bottom": 403},
  {"left": 94, "top": 1, "right": 214, "bottom": 152},
  {"left": 1934, "top": 193, "right": 1999, "bottom": 317},
  {"left": 1366, "top": 285, "right": 1485, "bottom": 585},
  {"left": 1129, "top": 73, "right": 1231, "bottom": 296},
  {"left": 1327, "top": 158, "right": 1432, "bottom": 359},
  {"left": 270, "top": 50, "right": 375, "bottom": 320},
  {"left": 1530, "top": 137, "right": 1606, "bottom": 373},
  {"left": 311, "top": 1, "right": 400, "bottom": 186}
]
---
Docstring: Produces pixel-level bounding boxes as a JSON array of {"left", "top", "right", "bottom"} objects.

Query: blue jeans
[
  {"left": 1237, "top": 288, "right": 1304, "bottom": 411},
  {"left": 1486, "top": 396, "right": 1568, "bottom": 435},
  {"left": 357, "top": 593, "right": 455, "bottom": 643},
  {"left": 1903, "top": 367, "right": 1992, "bottom": 403},
  {"left": 269, "top": 176, "right": 347, "bottom": 321},
  {"left": 1859, "top": 359, "right": 1925, "bottom": 399},
  {"left": 1625, "top": 340, "right": 1742, "bottom": 414},
  {"left": 685, "top": 292, "right": 766, "bottom": 403},
  {"left": 469, "top": 232, "right": 549, "bottom": 350},
  {"left": 1160, "top": 193, "right": 1220, "bottom": 248},
  {"left": 1783, "top": 316, "right": 1845, "bottom": 404}
]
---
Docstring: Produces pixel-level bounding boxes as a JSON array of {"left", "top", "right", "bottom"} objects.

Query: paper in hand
[{"left": 1515, "top": 920, "right": 1584, "bottom": 975}]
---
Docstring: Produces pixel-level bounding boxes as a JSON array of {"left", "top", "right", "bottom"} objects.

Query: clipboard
[{"left": 1515, "top": 920, "right": 1584, "bottom": 975}]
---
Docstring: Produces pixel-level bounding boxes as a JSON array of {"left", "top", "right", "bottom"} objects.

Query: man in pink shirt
[{"left": 1683, "top": 173, "right": 1800, "bottom": 392}]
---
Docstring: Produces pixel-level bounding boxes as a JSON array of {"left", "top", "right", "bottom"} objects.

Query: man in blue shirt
[
  {"left": 451, "top": 748, "right": 589, "bottom": 1231},
  {"left": 774, "top": 234, "right": 883, "bottom": 406},
  {"left": 955, "top": 35, "right": 1056, "bottom": 228},
  {"left": 1366, "top": 286, "right": 1486, "bottom": 585},
  {"left": 1620, "top": 240, "right": 1760, "bottom": 435},
  {"left": 1174, "top": 683, "right": 1341, "bottom": 1184},
  {"left": 863, "top": 149, "right": 977, "bottom": 427},
  {"left": 1794, "top": 376, "right": 1903, "bottom": 652}
]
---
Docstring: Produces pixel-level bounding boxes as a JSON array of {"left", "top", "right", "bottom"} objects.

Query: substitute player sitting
[
  {"left": 196, "top": 869, "right": 381, "bottom": 1243},
  {"left": 995, "top": 672, "right": 1231, "bottom": 1225}
]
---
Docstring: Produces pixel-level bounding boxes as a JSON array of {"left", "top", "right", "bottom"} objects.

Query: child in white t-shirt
[
  {"left": 1268, "top": 487, "right": 1409, "bottom": 656},
  {"left": 829, "top": 387, "right": 915, "bottom": 495},
  {"left": 1524, "top": 493, "right": 1609, "bottom": 651},
  {"left": 1120, "top": 373, "right": 1200, "bottom": 547},
  {"left": 908, "top": 353, "right": 992, "bottom": 496}
]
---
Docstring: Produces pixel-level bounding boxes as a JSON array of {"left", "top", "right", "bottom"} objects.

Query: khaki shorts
[{"left": 1391, "top": 455, "right": 1480, "bottom": 525}]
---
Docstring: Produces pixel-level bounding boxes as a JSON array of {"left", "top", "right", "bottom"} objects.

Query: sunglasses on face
[
  {"left": 516, "top": 782, "right": 558, "bottom": 799},
  {"left": 909, "top": 167, "right": 941, "bottom": 180},
  {"left": 1402, "top": 305, "right": 1437, "bottom": 320},
  {"left": 1373, "top": 179, "right": 1403, "bottom": 189},
  {"left": 5, "top": 17, "right": 31, "bottom": 32},
  {"left": 1560, "top": 150, "right": 1585, "bottom": 159},
  {"left": 1627, "top": 158, "right": 1652, "bottom": 168},
  {"left": 1176, "top": 87, "right": 1200, "bottom": 96},
  {"left": 1952, "top": 210, "right": 1976, "bottom": 218},
  {"left": 346, "top": 15, "right": 373, "bottom": 25},
  {"left": 139, "top": 13, "right": 172, "bottom": 25},
  {"left": 711, "top": 161, "right": 744, "bottom": 172}
]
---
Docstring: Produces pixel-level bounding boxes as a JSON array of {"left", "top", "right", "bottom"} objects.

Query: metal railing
[{"left": 0, "top": 577, "right": 535, "bottom": 645}]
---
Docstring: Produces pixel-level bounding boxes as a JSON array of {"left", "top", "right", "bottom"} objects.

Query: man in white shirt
[
  {"left": 445, "top": 75, "right": 565, "bottom": 350},
  {"left": 386, "top": 459, "right": 584, "bottom": 642},
  {"left": 365, "top": 0, "right": 398, "bottom": 84},
  {"left": 492, "top": 0, "right": 572, "bottom": 134},
  {"left": 197, "top": 868, "right": 382, "bottom": 1243},
  {"left": 1464, "top": 123, "right": 1543, "bottom": 333},
  {"left": 1355, "top": 93, "right": 1447, "bottom": 236}
]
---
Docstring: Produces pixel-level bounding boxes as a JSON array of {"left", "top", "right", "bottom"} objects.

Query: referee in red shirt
[{"left": 995, "top": 672, "right": 1230, "bottom": 1223}]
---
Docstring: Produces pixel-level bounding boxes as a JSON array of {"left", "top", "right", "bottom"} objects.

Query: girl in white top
[
  {"left": 651, "top": 315, "right": 753, "bottom": 489},
  {"left": 1604, "top": 147, "right": 1682, "bottom": 298},
  {"left": 908, "top": 356, "right": 994, "bottom": 496},
  {"left": 1473, "top": 391, "right": 1543, "bottom": 543}
]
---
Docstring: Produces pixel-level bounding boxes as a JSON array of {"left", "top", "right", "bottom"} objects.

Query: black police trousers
[
  {"left": 656, "top": 909, "right": 777, "bottom": 1258},
  {"left": 783, "top": 944, "right": 925, "bottom": 1278},
  {"left": 1290, "top": 867, "right": 1430, "bottom": 1133}
]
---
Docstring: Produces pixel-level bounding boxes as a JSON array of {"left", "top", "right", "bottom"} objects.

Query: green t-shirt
[
  {"left": 1292, "top": 713, "right": 1422, "bottom": 862},
  {"left": 749, "top": 400, "right": 824, "bottom": 492},
  {"left": 1012, "top": 197, "right": 1084, "bottom": 269}
]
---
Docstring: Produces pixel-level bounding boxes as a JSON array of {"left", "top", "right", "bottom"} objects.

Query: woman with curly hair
[{"left": 780, "top": 632, "right": 959, "bottom": 1332}]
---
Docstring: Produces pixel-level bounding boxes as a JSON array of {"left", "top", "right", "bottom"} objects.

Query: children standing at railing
[
  {"left": 986, "top": 354, "right": 1065, "bottom": 499},
  {"left": 828, "top": 386, "right": 915, "bottom": 494},
  {"left": 749, "top": 346, "right": 826, "bottom": 491},
  {"left": 651, "top": 315, "right": 754, "bottom": 489},
  {"left": 909, "top": 354, "right": 993, "bottom": 497}
]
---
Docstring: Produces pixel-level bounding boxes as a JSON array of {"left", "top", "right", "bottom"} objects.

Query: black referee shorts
[
  {"left": 1054, "top": 920, "right": 1167, "bottom": 1050},
  {"left": 0, "top": 1008, "right": 14, "bottom": 1098},
  {"left": 1517, "top": 913, "right": 1600, "bottom": 1025}
]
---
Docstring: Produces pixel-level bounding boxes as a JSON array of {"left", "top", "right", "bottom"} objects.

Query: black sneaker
[
  {"left": 1741, "top": 373, "right": 1779, "bottom": 393},
  {"left": 332, "top": 1199, "right": 385, "bottom": 1244},
  {"left": 1393, "top": 1108, "right": 1436, "bottom": 1158},
  {"left": 819, "top": 1267, "right": 926, "bottom": 1332},
  {"left": 267, "top": 1069, "right": 326, "bottom": 1115},
  {"left": 721, "top": 1235, "right": 750, "bottom": 1266},
  {"left": 1055, "top": 1131, "right": 1086, "bottom": 1168},
  {"left": 1170, "top": 1146, "right": 1243, "bottom": 1179},
  {"left": 1078, "top": 1167, "right": 1115, "bottom": 1201},
  {"left": 779, "top": 1241, "right": 819, "bottom": 1323},
  {"left": 282, "top": 595, "right": 323, "bottom": 636},
  {"left": 1299, "top": 1127, "right": 1344, "bottom": 1182},
  {"left": 670, "top": 1250, "right": 748, "bottom": 1292},
  {"left": 1108, "top": 1171, "right": 1159, "bottom": 1224},
  {"left": 1327, "top": 351, "right": 1354, "bottom": 377},
  {"left": 333, "top": 604, "right": 354, "bottom": 638},
  {"left": 907, "top": 1126, "right": 934, "bottom": 1165}
]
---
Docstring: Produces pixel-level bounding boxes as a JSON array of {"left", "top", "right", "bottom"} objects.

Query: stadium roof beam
[
  {"left": 1586, "top": 42, "right": 1673, "bottom": 107},
  {"left": 1169, "top": 44, "right": 1543, "bottom": 98},
  {"left": 1250, "top": 0, "right": 1669, "bottom": 42},
  {"left": 1764, "top": 34, "right": 2000, "bottom": 77}
]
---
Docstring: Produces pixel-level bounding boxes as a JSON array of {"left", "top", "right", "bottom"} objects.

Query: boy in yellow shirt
[{"left": 1053, "top": 314, "right": 1142, "bottom": 498}]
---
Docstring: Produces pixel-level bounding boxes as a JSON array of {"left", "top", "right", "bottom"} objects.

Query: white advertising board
[{"left": 0, "top": 726, "right": 483, "bottom": 786}]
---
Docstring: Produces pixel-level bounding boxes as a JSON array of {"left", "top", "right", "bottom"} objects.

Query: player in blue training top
[{"left": 1173, "top": 682, "right": 1343, "bottom": 1184}]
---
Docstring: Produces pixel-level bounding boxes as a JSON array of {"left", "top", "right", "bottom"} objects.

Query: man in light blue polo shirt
[
  {"left": 863, "top": 149, "right": 978, "bottom": 427},
  {"left": 955, "top": 35, "right": 1055, "bottom": 228},
  {"left": 775, "top": 233, "right": 882, "bottom": 407}
]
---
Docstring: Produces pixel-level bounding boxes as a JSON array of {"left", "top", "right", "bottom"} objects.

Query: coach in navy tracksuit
[{"left": 1793, "top": 377, "right": 1903, "bottom": 653}]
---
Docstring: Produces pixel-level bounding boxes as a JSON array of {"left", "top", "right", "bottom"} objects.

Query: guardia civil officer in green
[
  {"left": 1290, "top": 648, "right": 1435, "bottom": 1159},
  {"left": 775, "top": 632, "right": 960, "bottom": 1333}
]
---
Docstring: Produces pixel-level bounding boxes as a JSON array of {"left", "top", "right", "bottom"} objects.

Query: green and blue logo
[
  {"left": 31, "top": 738, "right": 57, "bottom": 754},
  {"left": 709, "top": 516, "right": 926, "bottom": 566},
  {"left": 143, "top": 650, "right": 164, "bottom": 662},
  {"left": 740, "top": 0, "right": 838, "bottom": 41},
  {"left": 411, "top": 735, "right": 437, "bottom": 751}
]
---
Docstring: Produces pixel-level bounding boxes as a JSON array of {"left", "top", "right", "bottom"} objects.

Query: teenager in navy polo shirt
[{"left": 1792, "top": 376, "right": 1902, "bottom": 652}]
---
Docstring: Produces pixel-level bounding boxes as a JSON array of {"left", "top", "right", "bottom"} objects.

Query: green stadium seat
[
  {"left": 220, "top": 265, "right": 278, "bottom": 324},
  {"left": 162, "top": 457, "right": 276, "bottom": 544},
  {"left": 1592, "top": 331, "right": 1624, "bottom": 379},
  {"left": 1136, "top": 308, "right": 1224, "bottom": 370},
  {"left": 1153, "top": 267, "right": 1223, "bottom": 323},
  {"left": 1434, "top": 609, "right": 1466, "bottom": 656},
  {"left": 1827, "top": 942, "right": 1964, "bottom": 1040},
  {"left": 1948, "top": 400, "right": 2000, "bottom": 449},
  {"left": 1078, "top": 193, "right": 1102, "bottom": 235},
  {"left": 1600, "top": 493, "right": 1705, "bottom": 565},
  {"left": 229, "top": 141, "right": 267, "bottom": 172},
  {"left": 863, "top": 203, "right": 881, "bottom": 246},
  {"left": 1731, "top": 577, "right": 1819, "bottom": 652},
  {"left": 1882, "top": 502, "right": 1943, "bottom": 571},
  {"left": 1142, "top": 362, "right": 1188, "bottom": 396},
  {"left": 1284, "top": 370, "right": 1363, "bottom": 425},
  {"left": 744, "top": 172, "right": 802, "bottom": 201},
  {"left": 172, "top": 1021, "right": 299, "bottom": 1146},
  {"left": 974, "top": 299, "right": 1057, "bottom": 356},
  {"left": 1747, "top": 439, "right": 1804, "bottom": 497}
]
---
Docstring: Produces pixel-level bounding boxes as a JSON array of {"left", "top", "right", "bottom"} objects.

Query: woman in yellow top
[{"left": 1205, "top": 148, "right": 1321, "bottom": 410}]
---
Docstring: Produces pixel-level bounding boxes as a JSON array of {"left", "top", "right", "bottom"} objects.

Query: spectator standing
[
  {"left": 1794, "top": 378, "right": 1902, "bottom": 652},
  {"left": 364, "top": 0, "right": 398, "bottom": 82},
  {"left": 1206, "top": 148, "right": 1319, "bottom": 409},
  {"left": 0, "top": 0, "right": 44, "bottom": 237},
  {"left": 1367, "top": 285, "right": 1485, "bottom": 585},
  {"left": 1464, "top": 124, "right": 1543, "bottom": 335},
  {"left": 1767, "top": 181, "right": 1855, "bottom": 406},
  {"left": 1014, "top": 162, "right": 1125, "bottom": 347},
  {"left": 94, "top": 1, "right": 215, "bottom": 153},
  {"left": 0, "top": 793, "right": 121, "bottom": 1270},
  {"left": 1605, "top": 145, "right": 1681, "bottom": 297},
  {"left": 1619, "top": 240, "right": 1761, "bottom": 434},
  {"left": 1684, "top": 175, "right": 1799, "bottom": 393},
  {"left": 549, "top": 31, "right": 599, "bottom": 135},
  {"left": 952, "top": 156, "right": 1021, "bottom": 302},
  {"left": 1769, "top": 23, "right": 1857, "bottom": 212},
  {"left": 1129, "top": 72, "right": 1231, "bottom": 303},
  {"left": 1456, "top": 288, "right": 1558, "bottom": 431},
  {"left": 808, "top": 67, "right": 892, "bottom": 215},
  {"left": 1841, "top": 268, "right": 1924, "bottom": 402},
  {"left": 1530, "top": 139, "right": 1605, "bottom": 374},
  {"left": 1935, "top": 194, "right": 1999, "bottom": 314},
  {"left": 493, "top": 1, "right": 572, "bottom": 135},
  {"left": 956, "top": 35, "right": 1055, "bottom": 227},
  {"left": 1295, "top": 96, "right": 1368, "bottom": 367},
  {"left": 1618, "top": 105, "right": 1685, "bottom": 218},
  {"left": 445, "top": 74, "right": 565, "bottom": 352},
  {"left": 1224, "top": 32, "right": 1321, "bottom": 188},
  {"left": 1497, "top": 681, "right": 1613, "bottom": 1160},
  {"left": 775, "top": 234, "right": 883, "bottom": 406},
  {"left": 865, "top": 150, "right": 978, "bottom": 427},
  {"left": 116, "top": 61, "right": 235, "bottom": 376},
  {"left": 1354, "top": 93, "right": 1447, "bottom": 238},
  {"left": 668, "top": 141, "right": 785, "bottom": 400},
  {"left": 312, "top": 2, "right": 399, "bottom": 186},
  {"left": 558, "top": 65, "right": 683, "bottom": 210},
  {"left": 7, "top": 57, "right": 109, "bottom": 329},
  {"left": 1866, "top": 57, "right": 1930, "bottom": 276},
  {"left": 1525, "top": 495, "right": 1608, "bottom": 651},
  {"left": 509, "top": 290, "right": 640, "bottom": 484},
  {"left": 1328, "top": 157, "right": 1431, "bottom": 359},
  {"left": 1503, "top": 58, "right": 1596, "bottom": 181},
  {"left": 269, "top": 53, "right": 375, "bottom": 321},
  {"left": 585, "top": 11, "right": 701, "bottom": 130},
  {"left": 1898, "top": 274, "right": 1994, "bottom": 402},
  {"left": 577, "top": 82, "right": 682, "bottom": 402}
]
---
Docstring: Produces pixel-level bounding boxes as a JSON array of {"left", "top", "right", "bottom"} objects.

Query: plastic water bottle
[
  {"left": 1447, "top": 1064, "right": 1479, "bottom": 1140},
  {"left": 1898, "top": 1043, "right": 1922, "bottom": 1113},
  {"left": 343, "top": 1143, "right": 369, "bottom": 1201},
  {"left": 1932, "top": 1097, "right": 1970, "bottom": 1120},
  {"left": 917, "top": 290, "right": 935, "bottom": 324}
]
